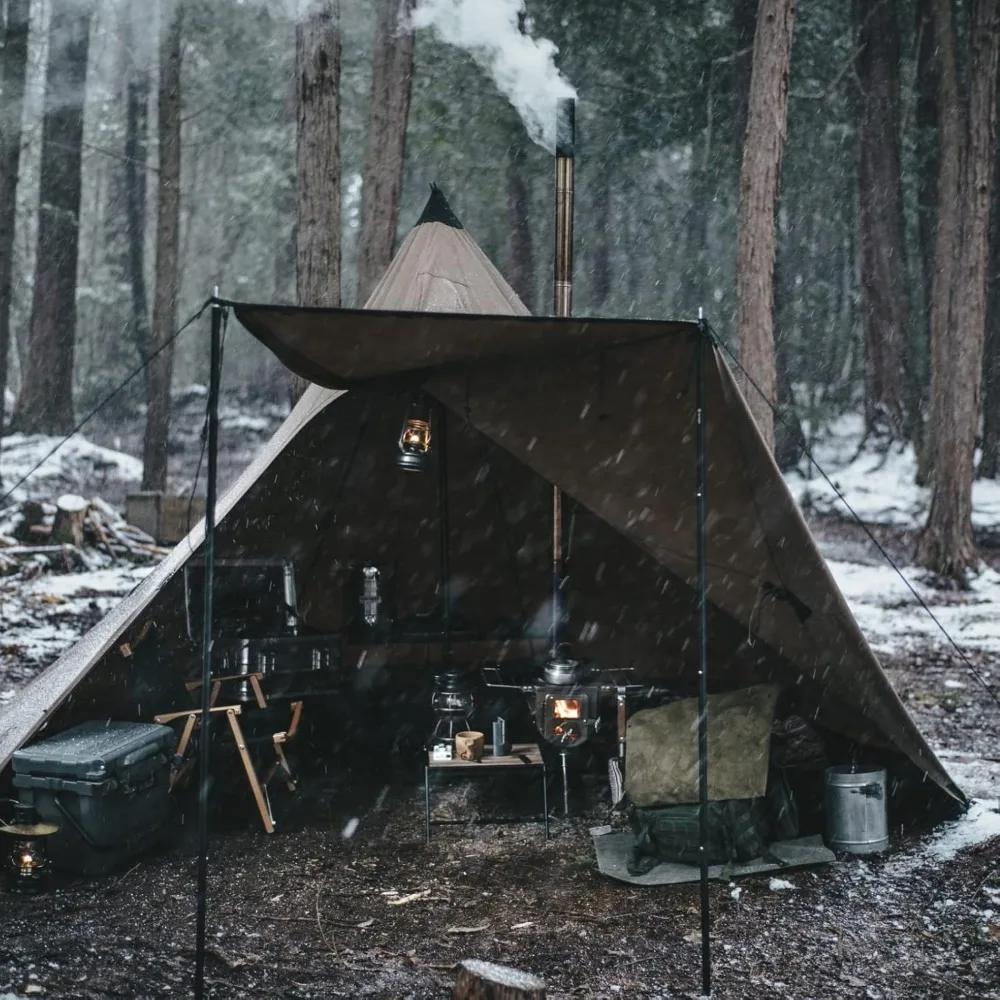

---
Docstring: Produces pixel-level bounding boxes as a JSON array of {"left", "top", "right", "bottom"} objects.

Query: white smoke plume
[{"left": 410, "top": 0, "right": 576, "bottom": 153}]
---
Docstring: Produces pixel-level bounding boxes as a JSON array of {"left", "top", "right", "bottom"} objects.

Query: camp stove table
[{"left": 423, "top": 743, "right": 549, "bottom": 843}]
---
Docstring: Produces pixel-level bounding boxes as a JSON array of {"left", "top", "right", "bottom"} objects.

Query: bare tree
[
  {"left": 142, "top": 0, "right": 182, "bottom": 492},
  {"left": 981, "top": 148, "right": 1000, "bottom": 479},
  {"left": 356, "top": 0, "right": 414, "bottom": 305},
  {"left": 855, "top": 0, "right": 912, "bottom": 439},
  {"left": 0, "top": 0, "right": 31, "bottom": 456},
  {"left": 918, "top": 0, "right": 1000, "bottom": 578},
  {"left": 12, "top": 0, "right": 93, "bottom": 435},
  {"left": 736, "top": 0, "right": 796, "bottom": 451},
  {"left": 294, "top": 0, "right": 341, "bottom": 403},
  {"left": 923, "top": 0, "right": 961, "bottom": 482},
  {"left": 124, "top": 0, "right": 151, "bottom": 378}
]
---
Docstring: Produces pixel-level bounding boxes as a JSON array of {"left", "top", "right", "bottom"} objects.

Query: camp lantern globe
[{"left": 397, "top": 395, "right": 433, "bottom": 472}]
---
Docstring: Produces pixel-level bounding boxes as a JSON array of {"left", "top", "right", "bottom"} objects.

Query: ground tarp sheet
[{"left": 593, "top": 831, "right": 835, "bottom": 886}]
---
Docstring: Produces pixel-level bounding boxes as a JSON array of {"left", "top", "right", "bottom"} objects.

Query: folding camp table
[{"left": 424, "top": 742, "right": 549, "bottom": 843}]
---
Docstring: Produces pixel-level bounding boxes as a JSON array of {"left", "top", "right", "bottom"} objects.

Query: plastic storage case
[{"left": 12, "top": 721, "right": 177, "bottom": 875}]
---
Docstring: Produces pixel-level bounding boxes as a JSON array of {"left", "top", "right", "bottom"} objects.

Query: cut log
[
  {"left": 452, "top": 959, "right": 546, "bottom": 1000},
  {"left": 52, "top": 494, "right": 89, "bottom": 546},
  {"left": 86, "top": 509, "right": 116, "bottom": 560}
]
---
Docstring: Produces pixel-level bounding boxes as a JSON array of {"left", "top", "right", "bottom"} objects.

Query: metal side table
[{"left": 424, "top": 742, "right": 549, "bottom": 843}]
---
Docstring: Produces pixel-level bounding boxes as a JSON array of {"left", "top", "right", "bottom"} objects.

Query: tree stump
[
  {"left": 52, "top": 494, "right": 89, "bottom": 546},
  {"left": 453, "top": 959, "right": 546, "bottom": 1000}
]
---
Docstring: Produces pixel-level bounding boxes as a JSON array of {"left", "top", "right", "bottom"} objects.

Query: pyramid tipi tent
[{"left": 0, "top": 187, "right": 963, "bottom": 812}]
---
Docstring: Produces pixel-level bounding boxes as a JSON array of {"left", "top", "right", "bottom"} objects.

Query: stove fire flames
[{"left": 537, "top": 688, "right": 599, "bottom": 747}]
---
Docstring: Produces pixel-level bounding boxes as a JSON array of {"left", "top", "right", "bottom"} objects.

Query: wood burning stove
[{"left": 484, "top": 658, "right": 676, "bottom": 816}]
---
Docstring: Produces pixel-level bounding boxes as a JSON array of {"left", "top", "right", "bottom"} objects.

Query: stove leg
[
  {"left": 542, "top": 763, "right": 549, "bottom": 840},
  {"left": 561, "top": 750, "right": 569, "bottom": 818},
  {"left": 424, "top": 765, "right": 431, "bottom": 845}
]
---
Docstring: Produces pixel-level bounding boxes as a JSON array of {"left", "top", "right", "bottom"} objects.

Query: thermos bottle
[{"left": 492, "top": 717, "right": 510, "bottom": 756}]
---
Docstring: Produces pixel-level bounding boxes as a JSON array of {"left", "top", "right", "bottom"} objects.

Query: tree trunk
[
  {"left": 913, "top": 0, "right": 939, "bottom": 477},
  {"left": 12, "top": 1, "right": 93, "bottom": 435},
  {"left": 855, "top": 0, "right": 911, "bottom": 440},
  {"left": 980, "top": 139, "right": 1000, "bottom": 479},
  {"left": 141, "top": 0, "right": 182, "bottom": 493},
  {"left": 736, "top": 0, "right": 796, "bottom": 452},
  {"left": 922, "top": 0, "right": 962, "bottom": 485},
  {"left": 125, "top": 70, "right": 151, "bottom": 380},
  {"left": 0, "top": 0, "right": 31, "bottom": 458},
  {"left": 506, "top": 137, "right": 535, "bottom": 310},
  {"left": 918, "top": 0, "right": 1000, "bottom": 579},
  {"left": 356, "top": 0, "right": 414, "bottom": 306},
  {"left": 295, "top": 0, "right": 341, "bottom": 402}
]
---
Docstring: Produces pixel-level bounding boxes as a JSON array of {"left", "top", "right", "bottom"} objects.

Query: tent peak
[{"left": 416, "top": 183, "right": 464, "bottom": 230}]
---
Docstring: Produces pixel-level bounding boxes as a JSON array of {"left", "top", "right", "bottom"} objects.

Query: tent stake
[
  {"left": 194, "top": 294, "right": 223, "bottom": 1000},
  {"left": 696, "top": 311, "right": 711, "bottom": 996}
]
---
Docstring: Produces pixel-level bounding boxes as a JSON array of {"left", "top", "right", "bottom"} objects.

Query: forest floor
[{"left": 1, "top": 403, "right": 999, "bottom": 999}]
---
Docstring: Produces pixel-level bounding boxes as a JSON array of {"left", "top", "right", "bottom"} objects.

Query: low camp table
[{"left": 424, "top": 743, "right": 549, "bottom": 843}]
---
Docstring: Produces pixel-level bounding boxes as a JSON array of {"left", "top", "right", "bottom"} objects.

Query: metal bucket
[{"left": 824, "top": 765, "right": 889, "bottom": 854}]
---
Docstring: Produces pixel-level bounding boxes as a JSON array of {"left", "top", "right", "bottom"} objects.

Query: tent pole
[
  {"left": 438, "top": 401, "right": 451, "bottom": 663},
  {"left": 194, "top": 294, "right": 223, "bottom": 1000},
  {"left": 551, "top": 97, "right": 575, "bottom": 658},
  {"left": 696, "top": 312, "right": 711, "bottom": 996}
]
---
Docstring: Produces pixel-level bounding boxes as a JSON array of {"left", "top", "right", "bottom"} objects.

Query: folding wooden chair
[{"left": 154, "top": 672, "right": 304, "bottom": 834}]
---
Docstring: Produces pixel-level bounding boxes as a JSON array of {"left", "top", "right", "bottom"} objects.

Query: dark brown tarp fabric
[
  {"left": 0, "top": 191, "right": 962, "bottom": 806},
  {"left": 225, "top": 311, "right": 960, "bottom": 803}
]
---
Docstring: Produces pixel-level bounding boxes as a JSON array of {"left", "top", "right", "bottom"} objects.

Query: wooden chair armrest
[
  {"left": 185, "top": 672, "right": 264, "bottom": 690},
  {"left": 286, "top": 700, "right": 303, "bottom": 740},
  {"left": 154, "top": 704, "right": 242, "bottom": 724}
]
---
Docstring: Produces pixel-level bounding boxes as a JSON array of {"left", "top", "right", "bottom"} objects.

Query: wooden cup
[{"left": 455, "top": 731, "right": 485, "bottom": 762}]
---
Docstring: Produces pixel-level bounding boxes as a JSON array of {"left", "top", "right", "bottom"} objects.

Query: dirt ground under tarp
[{"left": 2, "top": 667, "right": 999, "bottom": 1000}]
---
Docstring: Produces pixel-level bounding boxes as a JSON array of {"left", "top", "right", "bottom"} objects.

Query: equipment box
[{"left": 12, "top": 721, "right": 177, "bottom": 875}]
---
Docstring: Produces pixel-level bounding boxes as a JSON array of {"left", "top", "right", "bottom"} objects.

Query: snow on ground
[
  {"left": 0, "top": 433, "right": 143, "bottom": 502},
  {"left": 0, "top": 561, "right": 152, "bottom": 705},
  {"left": 787, "top": 412, "right": 1000, "bottom": 528},
  {"left": 827, "top": 558, "right": 1000, "bottom": 657}
]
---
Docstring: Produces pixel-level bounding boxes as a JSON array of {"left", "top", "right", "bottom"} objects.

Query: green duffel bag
[{"left": 627, "top": 769, "right": 797, "bottom": 875}]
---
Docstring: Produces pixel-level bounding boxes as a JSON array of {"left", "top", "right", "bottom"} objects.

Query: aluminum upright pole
[
  {"left": 438, "top": 402, "right": 451, "bottom": 664},
  {"left": 194, "top": 295, "right": 222, "bottom": 1000},
  {"left": 696, "top": 313, "right": 711, "bottom": 996}
]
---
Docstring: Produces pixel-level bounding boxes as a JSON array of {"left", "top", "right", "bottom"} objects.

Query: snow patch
[
  {"left": 787, "top": 413, "right": 1000, "bottom": 529},
  {"left": 923, "top": 801, "right": 1000, "bottom": 862},
  {"left": 769, "top": 878, "right": 795, "bottom": 891},
  {"left": 826, "top": 559, "right": 1000, "bottom": 655},
  {"left": 0, "top": 433, "right": 142, "bottom": 500}
]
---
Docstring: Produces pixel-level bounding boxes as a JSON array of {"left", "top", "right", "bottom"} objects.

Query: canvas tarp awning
[
  {"left": 0, "top": 186, "right": 962, "bottom": 806},
  {"left": 227, "top": 306, "right": 961, "bottom": 804}
]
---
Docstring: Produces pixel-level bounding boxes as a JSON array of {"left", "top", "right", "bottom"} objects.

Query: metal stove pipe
[{"left": 551, "top": 97, "right": 575, "bottom": 658}]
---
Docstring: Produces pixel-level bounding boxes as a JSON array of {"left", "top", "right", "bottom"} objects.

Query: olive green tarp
[{"left": 0, "top": 188, "right": 963, "bottom": 807}]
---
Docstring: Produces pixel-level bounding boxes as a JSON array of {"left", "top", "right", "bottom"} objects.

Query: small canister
[{"left": 492, "top": 717, "right": 510, "bottom": 757}]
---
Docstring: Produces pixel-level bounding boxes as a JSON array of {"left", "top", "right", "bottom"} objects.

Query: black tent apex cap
[{"left": 416, "top": 183, "right": 464, "bottom": 230}]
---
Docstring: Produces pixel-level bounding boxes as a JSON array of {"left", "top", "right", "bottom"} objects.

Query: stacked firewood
[{"left": 0, "top": 494, "right": 170, "bottom": 575}]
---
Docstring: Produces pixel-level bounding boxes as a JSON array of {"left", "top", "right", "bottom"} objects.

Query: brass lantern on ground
[
  {"left": 397, "top": 396, "right": 432, "bottom": 472},
  {"left": 2, "top": 804, "right": 58, "bottom": 895}
]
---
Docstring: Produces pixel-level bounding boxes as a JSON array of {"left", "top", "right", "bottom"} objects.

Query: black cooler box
[{"left": 12, "top": 721, "right": 177, "bottom": 875}]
